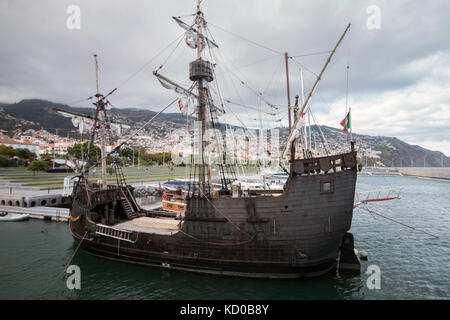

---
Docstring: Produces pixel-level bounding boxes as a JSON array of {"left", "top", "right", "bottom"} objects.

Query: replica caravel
[{"left": 67, "top": 2, "right": 360, "bottom": 278}]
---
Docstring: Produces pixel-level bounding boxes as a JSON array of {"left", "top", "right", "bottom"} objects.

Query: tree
[
  {"left": 119, "top": 147, "right": 134, "bottom": 159},
  {"left": 15, "top": 148, "right": 36, "bottom": 160},
  {"left": 0, "top": 144, "right": 16, "bottom": 157},
  {"left": 106, "top": 166, "right": 116, "bottom": 176},
  {"left": 67, "top": 142, "right": 101, "bottom": 163},
  {"left": 27, "top": 160, "right": 51, "bottom": 175},
  {"left": 0, "top": 155, "right": 9, "bottom": 167},
  {"left": 40, "top": 153, "right": 53, "bottom": 161}
]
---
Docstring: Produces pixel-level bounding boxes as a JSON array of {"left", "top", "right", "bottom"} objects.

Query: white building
[{"left": 0, "top": 138, "right": 39, "bottom": 155}]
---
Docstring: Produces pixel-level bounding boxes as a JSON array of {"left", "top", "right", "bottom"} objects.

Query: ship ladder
[{"left": 120, "top": 189, "right": 139, "bottom": 219}]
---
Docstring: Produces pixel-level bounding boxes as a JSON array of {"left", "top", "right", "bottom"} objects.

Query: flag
[
  {"left": 340, "top": 111, "right": 350, "bottom": 133},
  {"left": 184, "top": 30, "right": 198, "bottom": 49},
  {"left": 177, "top": 93, "right": 191, "bottom": 115}
]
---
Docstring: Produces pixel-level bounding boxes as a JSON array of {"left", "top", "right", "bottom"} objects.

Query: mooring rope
[
  {"left": 48, "top": 230, "right": 89, "bottom": 291},
  {"left": 57, "top": 231, "right": 89, "bottom": 281},
  {"left": 360, "top": 204, "right": 439, "bottom": 238}
]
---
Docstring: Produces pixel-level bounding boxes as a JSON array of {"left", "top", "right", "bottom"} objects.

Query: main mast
[{"left": 190, "top": 0, "right": 214, "bottom": 196}]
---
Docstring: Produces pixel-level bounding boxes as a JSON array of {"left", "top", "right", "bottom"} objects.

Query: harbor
[
  {"left": 1, "top": 166, "right": 448, "bottom": 225},
  {"left": 0, "top": 175, "right": 447, "bottom": 299},
  {"left": 1, "top": 0, "right": 449, "bottom": 306}
]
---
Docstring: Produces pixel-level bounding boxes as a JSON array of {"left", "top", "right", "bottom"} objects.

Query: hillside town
[
  {"left": 0, "top": 127, "right": 175, "bottom": 159},
  {"left": 0, "top": 123, "right": 386, "bottom": 168}
]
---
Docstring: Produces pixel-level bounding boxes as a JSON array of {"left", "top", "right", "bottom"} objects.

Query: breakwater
[
  {"left": 361, "top": 167, "right": 450, "bottom": 180},
  {"left": 397, "top": 167, "right": 450, "bottom": 180}
]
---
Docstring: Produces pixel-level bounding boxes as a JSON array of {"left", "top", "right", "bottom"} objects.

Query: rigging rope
[
  {"left": 206, "top": 24, "right": 279, "bottom": 111},
  {"left": 208, "top": 22, "right": 284, "bottom": 56},
  {"left": 215, "top": 53, "right": 279, "bottom": 110},
  {"left": 221, "top": 103, "right": 257, "bottom": 140},
  {"left": 85, "top": 97, "right": 179, "bottom": 171},
  {"left": 197, "top": 185, "right": 252, "bottom": 238},
  {"left": 113, "top": 32, "right": 185, "bottom": 92},
  {"left": 289, "top": 56, "right": 319, "bottom": 78},
  {"left": 291, "top": 50, "right": 332, "bottom": 58},
  {"left": 309, "top": 108, "right": 330, "bottom": 156},
  {"left": 223, "top": 53, "right": 281, "bottom": 73},
  {"left": 112, "top": 97, "right": 180, "bottom": 151},
  {"left": 224, "top": 99, "right": 276, "bottom": 116},
  {"left": 214, "top": 56, "right": 259, "bottom": 130}
]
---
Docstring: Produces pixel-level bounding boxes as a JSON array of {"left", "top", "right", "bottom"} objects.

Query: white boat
[{"left": 0, "top": 212, "right": 30, "bottom": 222}]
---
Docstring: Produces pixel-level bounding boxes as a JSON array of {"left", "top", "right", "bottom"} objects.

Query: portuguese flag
[{"left": 340, "top": 111, "right": 351, "bottom": 133}]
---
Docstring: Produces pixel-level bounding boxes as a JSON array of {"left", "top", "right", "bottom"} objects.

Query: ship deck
[{"left": 114, "top": 217, "right": 181, "bottom": 235}]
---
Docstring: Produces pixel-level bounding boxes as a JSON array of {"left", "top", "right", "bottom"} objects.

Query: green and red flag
[{"left": 340, "top": 111, "right": 350, "bottom": 133}]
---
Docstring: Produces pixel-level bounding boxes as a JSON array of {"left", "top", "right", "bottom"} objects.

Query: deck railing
[{"left": 96, "top": 224, "right": 134, "bottom": 242}]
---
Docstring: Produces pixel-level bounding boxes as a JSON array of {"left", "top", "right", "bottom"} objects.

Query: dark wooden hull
[{"left": 69, "top": 151, "right": 358, "bottom": 278}]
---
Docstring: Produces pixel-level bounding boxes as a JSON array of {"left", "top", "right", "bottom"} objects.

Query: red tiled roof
[{"left": 0, "top": 139, "right": 38, "bottom": 146}]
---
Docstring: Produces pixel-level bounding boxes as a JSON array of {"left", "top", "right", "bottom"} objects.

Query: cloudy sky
[{"left": 1, "top": 0, "right": 449, "bottom": 155}]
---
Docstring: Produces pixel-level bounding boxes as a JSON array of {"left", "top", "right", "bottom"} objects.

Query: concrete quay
[
  {"left": 0, "top": 206, "right": 69, "bottom": 222},
  {"left": 0, "top": 187, "right": 70, "bottom": 208}
]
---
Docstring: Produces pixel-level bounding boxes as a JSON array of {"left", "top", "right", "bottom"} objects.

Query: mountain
[
  {"left": 1, "top": 99, "right": 449, "bottom": 167},
  {"left": 296, "top": 126, "right": 450, "bottom": 167},
  {"left": 0, "top": 104, "right": 41, "bottom": 134},
  {"left": 1, "top": 99, "right": 188, "bottom": 135}
]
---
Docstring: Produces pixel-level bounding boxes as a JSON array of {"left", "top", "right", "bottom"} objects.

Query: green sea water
[{"left": 0, "top": 175, "right": 449, "bottom": 300}]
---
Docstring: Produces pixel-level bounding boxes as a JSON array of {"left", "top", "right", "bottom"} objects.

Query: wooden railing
[
  {"left": 96, "top": 224, "right": 134, "bottom": 242},
  {"left": 290, "top": 151, "right": 357, "bottom": 175}
]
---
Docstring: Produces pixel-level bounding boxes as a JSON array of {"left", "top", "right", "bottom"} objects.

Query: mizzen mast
[
  {"left": 281, "top": 23, "right": 351, "bottom": 162},
  {"left": 285, "top": 52, "right": 292, "bottom": 134}
]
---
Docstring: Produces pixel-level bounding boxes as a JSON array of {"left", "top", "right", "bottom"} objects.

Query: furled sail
[
  {"left": 71, "top": 115, "right": 94, "bottom": 133},
  {"left": 55, "top": 108, "right": 130, "bottom": 135},
  {"left": 157, "top": 74, "right": 189, "bottom": 96},
  {"left": 153, "top": 71, "right": 225, "bottom": 114},
  {"left": 157, "top": 77, "right": 176, "bottom": 90},
  {"left": 172, "top": 16, "right": 218, "bottom": 49}
]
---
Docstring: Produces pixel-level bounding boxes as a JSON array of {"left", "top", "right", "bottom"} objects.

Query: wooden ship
[{"left": 65, "top": 1, "right": 360, "bottom": 278}]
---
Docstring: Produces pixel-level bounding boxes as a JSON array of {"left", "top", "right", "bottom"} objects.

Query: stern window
[{"left": 321, "top": 181, "right": 334, "bottom": 194}]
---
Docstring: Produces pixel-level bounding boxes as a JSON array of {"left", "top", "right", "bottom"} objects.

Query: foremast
[{"left": 93, "top": 54, "right": 108, "bottom": 189}]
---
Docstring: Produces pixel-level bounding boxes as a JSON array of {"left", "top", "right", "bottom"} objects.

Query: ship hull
[
  {"left": 69, "top": 151, "right": 358, "bottom": 279},
  {"left": 73, "top": 234, "right": 337, "bottom": 278}
]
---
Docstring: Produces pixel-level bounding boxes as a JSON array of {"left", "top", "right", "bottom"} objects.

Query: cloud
[
  {"left": 315, "top": 52, "right": 450, "bottom": 155},
  {"left": 0, "top": 0, "right": 449, "bottom": 155}
]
